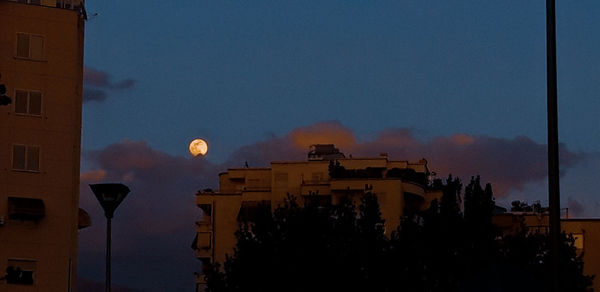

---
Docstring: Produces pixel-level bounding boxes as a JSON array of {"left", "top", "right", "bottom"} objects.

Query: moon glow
[{"left": 189, "top": 139, "right": 208, "bottom": 156}]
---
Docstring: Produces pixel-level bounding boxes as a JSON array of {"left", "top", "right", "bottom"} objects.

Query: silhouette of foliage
[
  {"left": 204, "top": 176, "right": 593, "bottom": 292},
  {"left": 511, "top": 200, "right": 546, "bottom": 213}
]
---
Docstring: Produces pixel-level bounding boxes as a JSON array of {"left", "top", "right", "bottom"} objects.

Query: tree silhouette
[{"left": 204, "top": 176, "right": 593, "bottom": 292}]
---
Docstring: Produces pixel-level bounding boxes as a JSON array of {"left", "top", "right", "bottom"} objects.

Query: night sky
[{"left": 77, "top": 1, "right": 600, "bottom": 291}]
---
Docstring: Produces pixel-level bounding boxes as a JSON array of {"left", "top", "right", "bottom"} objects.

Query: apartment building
[
  {"left": 192, "top": 145, "right": 442, "bottom": 291},
  {"left": 0, "top": 0, "right": 85, "bottom": 291}
]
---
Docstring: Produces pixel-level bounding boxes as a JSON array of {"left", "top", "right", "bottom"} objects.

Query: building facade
[
  {"left": 192, "top": 145, "right": 442, "bottom": 290},
  {"left": 0, "top": 1, "right": 85, "bottom": 291},
  {"left": 493, "top": 213, "right": 600, "bottom": 291}
]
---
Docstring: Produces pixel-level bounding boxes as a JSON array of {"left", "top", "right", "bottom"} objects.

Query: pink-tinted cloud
[
  {"left": 81, "top": 140, "right": 218, "bottom": 238},
  {"left": 289, "top": 121, "right": 356, "bottom": 150},
  {"left": 226, "top": 121, "right": 356, "bottom": 165},
  {"left": 84, "top": 66, "right": 136, "bottom": 90},
  {"left": 78, "top": 140, "right": 218, "bottom": 291},
  {"left": 227, "top": 121, "right": 581, "bottom": 196},
  {"left": 77, "top": 122, "right": 585, "bottom": 291},
  {"left": 83, "top": 66, "right": 136, "bottom": 103},
  {"left": 80, "top": 169, "right": 106, "bottom": 181},
  {"left": 83, "top": 66, "right": 111, "bottom": 87}
]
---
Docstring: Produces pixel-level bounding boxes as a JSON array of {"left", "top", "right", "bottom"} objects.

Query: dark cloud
[
  {"left": 78, "top": 122, "right": 586, "bottom": 291},
  {"left": 82, "top": 88, "right": 108, "bottom": 103},
  {"left": 567, "top": 197, "right": 585, "bottom": 218},
  {"left": 111, "top": 79, "right": 136, "bottom": 90},
  {"left": 83, "top": 66, "right": 111, "bottom": 87},
  {"left": 83, "top": 66, "right": 136, "bottom": 103}
]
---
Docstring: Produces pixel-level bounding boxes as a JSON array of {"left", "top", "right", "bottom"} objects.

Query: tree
[{"left": 204, "top": 176, "right": 593, "bottom": 292}]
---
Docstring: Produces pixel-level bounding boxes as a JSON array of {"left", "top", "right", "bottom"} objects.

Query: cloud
[
  {"left": 77, "top": 122, "right": 587, "bottom": 291},
  {"left": 79, "top": 140, "right": 219, "bottom": 291},
  {"left": 83, "top": 66, "right": 136, "bottom": 103},
  {"left": 227, "top": 121, "right": 582, "bottom": 196},
  {"left": 226, "top": 121, "right": 356, "bottom": 166},
  {"left": 82, "top": 88, "right": 108, "bottom": 103},
  {"left": 80, "top": 169, "right": 106, "bottom": 181},
  {"left": 567, "top": 197, "right": 585, "bottom": 218}
]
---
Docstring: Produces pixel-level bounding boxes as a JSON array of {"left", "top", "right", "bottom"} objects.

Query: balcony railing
[{"left": 301, "top": 180, "right": 329, "bottom": 186}]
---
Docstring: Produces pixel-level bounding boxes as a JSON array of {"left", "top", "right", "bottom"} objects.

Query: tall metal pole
[
  {"left": 106, "top": 217, "right": 112, "bottom": 292},
  {"left": 546, "top": 0, "right": 561, "bottom": 291}
]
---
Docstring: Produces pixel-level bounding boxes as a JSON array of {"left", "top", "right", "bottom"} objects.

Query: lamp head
[{"left": 90, "top": 183, "right": 130, "bottom": 218}]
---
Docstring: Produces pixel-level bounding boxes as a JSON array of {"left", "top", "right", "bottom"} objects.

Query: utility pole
[{"left": 545, "top": 0, "right": 561, "bottom": 291}]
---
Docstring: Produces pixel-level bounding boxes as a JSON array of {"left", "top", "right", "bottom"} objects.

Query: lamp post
[
  {"left": 545, "top": 1, "right": 560, "bottom": 292},
  {"left": 90, "top": 183, "right": 131, "bottom": 292}
]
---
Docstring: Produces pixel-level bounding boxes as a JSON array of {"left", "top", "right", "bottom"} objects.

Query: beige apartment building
[
  {"left": 493, "top": 213, "right": 600, "bottom": 291},
  {"left": 192, "top": 145, "right": 442, "bottom": 290},
  {"left": 0, "top": 1, "right": 85, "bottom": 291}
]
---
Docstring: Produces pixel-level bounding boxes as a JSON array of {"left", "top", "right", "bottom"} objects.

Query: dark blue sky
[
  {"left": 82, "top": 0, "right": 599, "bottom": 160},
  {"left": 78, "top": 1, "right": 600, "bottom": 291}
]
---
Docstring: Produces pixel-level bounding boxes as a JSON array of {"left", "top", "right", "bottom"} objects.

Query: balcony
[
  {"left": 192, "top": 232, "right": 212, "bottom": 258},
  {"left": 301, "top": 179, "right": 329, "bottom": 186},
  {"left": 242, "top": 186, "right": 271, "bottom": 192}
]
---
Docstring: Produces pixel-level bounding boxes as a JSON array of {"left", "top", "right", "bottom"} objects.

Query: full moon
[{"left": 189, "top": 139, "right": 208, "bottom": 156}]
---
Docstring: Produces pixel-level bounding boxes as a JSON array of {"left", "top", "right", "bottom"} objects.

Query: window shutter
[
  {"left": 17, "top": 33, "right": 30, "bottom": 58},
  {"left": 15, "top": 90, "right": 28, "bottom": 114},
  {"left": 12, "top": 145, "right": 26, "bottom": 170},
  {"left": 29, "top": 92, "right": 42, "bottom": 115},
  {"left": 30, "top": 35, "right": 44, "bottom": 60},
  {"left": 26, "top": 146, "right": 40, "bottom": 171}
]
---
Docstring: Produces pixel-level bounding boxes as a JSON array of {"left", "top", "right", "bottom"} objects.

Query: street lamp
[{"left": 90, "top": 183, "right": 131, "bottom": 292}]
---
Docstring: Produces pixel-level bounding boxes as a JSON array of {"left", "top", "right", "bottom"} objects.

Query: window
[
  {"left": 12, "top": 145, "right": 40, "bottom": 172},
  {"left": 17, "top": 0, "right": 41, "bottom": 4},
  {"left": 8, "top": 197, "right": 46, "bottom": 220},
  {"left": 14, "top": 90, "right": 42, "bottom": 115},
  {"left": 6, "top": 259, "right": 36, "bottom": 285},
  {"left": 56, "top": 0, "right": 76, "bottom": 9},
  {"left": 16, "top": 33, "right": 44, "bottom": 60}
]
